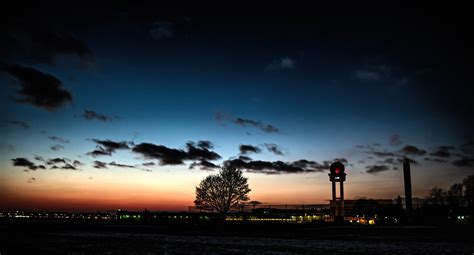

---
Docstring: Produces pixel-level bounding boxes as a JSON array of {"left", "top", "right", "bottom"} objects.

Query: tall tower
[
  {"left": 329, "top": 161, "right": 346, "bottom": 223},
  {"left": 403, "top": 158, "right": 413, "bottom": 220}
]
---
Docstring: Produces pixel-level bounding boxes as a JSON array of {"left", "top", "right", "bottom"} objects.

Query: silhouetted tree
[
  {"left": 463, "top": 175, "right": 474, "bottom": 208},
  {"left": 427, "top": 186, "right": 446, "bottom": 205},
  {"left": 446, "top": 183, "right": 463, "bottom": 207},
  {"left": 194, "top": 167, "right": 251, "bottom": 214}
]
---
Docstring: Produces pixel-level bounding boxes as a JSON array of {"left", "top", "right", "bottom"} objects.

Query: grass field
[{"left": 1, "top": 220, "right": 473, "bottom": 254}]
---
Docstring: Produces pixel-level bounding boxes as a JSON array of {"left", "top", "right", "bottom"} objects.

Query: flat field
[{"left": 1, "top": 220, "right": 473, "bottom": 254}]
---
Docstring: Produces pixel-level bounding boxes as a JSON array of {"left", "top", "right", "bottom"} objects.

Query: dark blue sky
[{"left": 1, "top": 3, "right": 473, "bottom": 210}]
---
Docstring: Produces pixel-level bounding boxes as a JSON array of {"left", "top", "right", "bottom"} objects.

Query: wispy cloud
[
  {"left": 7, "top": 120, "right": 30, "bottom": 129},
  {"left": 266, "top": 57, "right": 295, "bottom": 71},
  {"left": 82, "top": 110, "right": 118, "bottom": 122}
]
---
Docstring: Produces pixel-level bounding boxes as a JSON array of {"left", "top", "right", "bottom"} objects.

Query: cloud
[
  {"left": 398, "top": 157, "right": 418, "bottom": 165},
  {"left": 93, "top": 161, "right": 108, "bottom": 169},
  {"left": 264, "top": 143, "right": 284, "bottom": 156},
  {"left": 223, "top": 158, "right": 329, "bottom": 174},
  {"left": 389, "top": 134, "right": 402, "bottom": 146},
  {"left": 27, "top": 177, "right": 36, "bottom": 183},
  {"left": 12, "top": 158, "right": 45, "bottom": 171},
  {"left": 189, "top": 160, "right": 220, "bottom": 171},
  {"left": 34, "top": 156, "right": 44, "bottom": 162},
  {"left": 73, "top": 160, "right": 82, "bottom": 167},
  {"left": 429, "top": 146, "right": 454, "bottom": 158},
  {"left": 7, "top": 120, "right": 30, "bottom": 129},
  {"left": 142, "top": 162, "right": 156, "bottom": 166},
  {"left": 82, "top": 110, "right": 118, "bottom": 122},
  {"left": 366, "top": 165, "right": 390, "bottom": 174},
  {"left": 109, "top": 161, "right": 136, "bottom": 168},
  {"left": 452, "top": 157, "right": 474, "bottom": 167},
  {"left": 369, "top": 150, "right": 396, "bottom": 157},
  {"left": 1, "top": 64, "right": 72, "bottom": 110},
  {"left": 355, "top": 70, "right": 382, "bottom": 81},
  {"left": 238, "top": 155, "right": 253, "bottom": 161},
  {"left": 61, "top": 164, "right": 78, "bottom": 170},
  {"left": 239, "top": 144, "right": 261, "bottom": 154},
  {"left": 132, "top": 140, "right": 221, "bottom": 165},
  {"left": 7, "top": 25, "right": 94, "bottom": 65},
  {"left": 46, "top": 158, "right": 68, "bottom": 165},
  {"left": 333, "top": 158, "right": 348, "bottom": 164},
  {"left": 234, "top": 117, "right": 280, "bottom": 133},
  {"left": 186, "top": 141, "right": 221, "bottom": 161},
  {"left": 381, "top": 158, "right": 397, "bottom": 165},
  {"left": 48, "top": 136, "right": 69, "bottom": 143},
  {"left": 149, "top": 21, "right": 174, "bottom": 40},
  {"left": 215, "top": 112, "right": 280, "bottom": 134},
  {"left": 424, "top": 157, "right": 448, "bottom": 163},
  {"left": 50, "top": 144, "right": 64, "bottom": 151},
  {"left": 87, "top": 149, "right": 112, "bottom": 157},
  {"left": 87, "top": 139, "right": 132, "bottom": 157},
  {"left": 460, "top": 141, "right": 474, "bottom": 156},
  {"left": 132, "top": 143, "right": 185, "bottom": 165},
  {"left": 266, "top": 57, "right": 295, "bottom": 71},
  {"left": 197, "top": 140, "right": 214, "bottom": 149},
  {"left": 401, "top": 145, "right": 426, "bottom": 156}
]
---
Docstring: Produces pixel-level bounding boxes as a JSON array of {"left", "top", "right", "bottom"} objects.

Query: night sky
[{"left": 1, "top": 3, "right": 473, "bottom": 211}]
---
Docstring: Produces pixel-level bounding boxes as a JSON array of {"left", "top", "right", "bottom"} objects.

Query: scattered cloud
[
  {"left": 149, "top": 21, "right": 174, "bottom": 40},
  {"left": 223, "top": 158, "right": 330, "bottom": 174},
  {"left": 34, "top": 156, "right": 44, "bottom": 162},
  {"left": 389, "top": 134, "right": 402, "bottom": 146},
  {"left": 109, "top": 161, "right": 136, "bottom": 168},
  {"left": 132, "top": 140, "right": 221, "bottom": 166},
  {"left": 238, "top": 155, "right": 253, "bottom": 161},
  {"left": 87, "top": 149, "right": 112, "bottom": 157},
  {"left": 197, "top": 140, "right": 214, "bottom": 149},
  {"left": 93, "top": 160, "right": 108, "bottom": 169},
  {"left": 355, "top": 65, "right": 390, "bottom": 82},
  {"left": 215, "top": 112, "right": 280, "bottom": 134},
  {"left": 87, "top": 139, "right": 132, "bottom": 157},
  {"left": 234, "top": 117, "right": 280, "bottom": 133},
  {"left": 7, "top": 25, "right": 94, "bottom": 65},
  {"left": 61, "top": 163, "right": 78, "bottom": 170},
  {"left": 7, "top": 120, "right": 30, "bottom": 129},
  {"left": 186, "top": 141, "right": 221, "bottom": 161},
  {"left": 48, "top": 136, "right": 69, "bottom": 144},
  {"left": 239, "top": 144, "right": 261, "bottom": 154},
  {"left": 264, "top": 143, "right": 284, "bottom": 156},
  {"left": 355, "top": 70, "right": 382, "bottom": 81},
  {"left": 369, "top": 150, "right": 396, "bottom": 157},
  {"left": 460, "top": 141, "right": 474, "bottom": 156},
  {"left": 399, "top": 157, "right": 418, "bottom": 165},
  {"left": 27, "top": 177, "right": 36, "bottom": 183},
  {"left": 73, "top": 160, "right": 82, "bottom": 167},
  {"left": 1, "top": 64, "right": 72, "bottom": 110},
  {"left": 11, "top": 158, "right": 45, "bottom": 171},
  {"left": 189, "top": 160, "right": 220, "bottom": 171},
  {"left": 46, "top": 158, "right": 68, "bottom": 165},
  {"left": 452, "top": 157, "right": 474, "bottom": 167},
  {"left": 401, "top": 145, "right": 426, "bottom": 156},
  {"left": 424, "top": 157, "right": 448, "bottom": 163},
  {"left": 429, "top": 146, "right": 454, "bottom": 158},
  {"left": 82, "top": 110, "right": 118, "bottom": 122},
  {"left": 366, "top": 165, "right": 390, "bottom": 174},
  {"left": 50, "top": 144, "right": 64, "bottom": 151},
  {"left": 266, "top": 57, "right": 295, "bottom": 71}
]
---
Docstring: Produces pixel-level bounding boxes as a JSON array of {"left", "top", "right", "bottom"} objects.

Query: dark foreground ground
[{"left": 1, "top": 220, "right": 473, "bottom": 254}]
